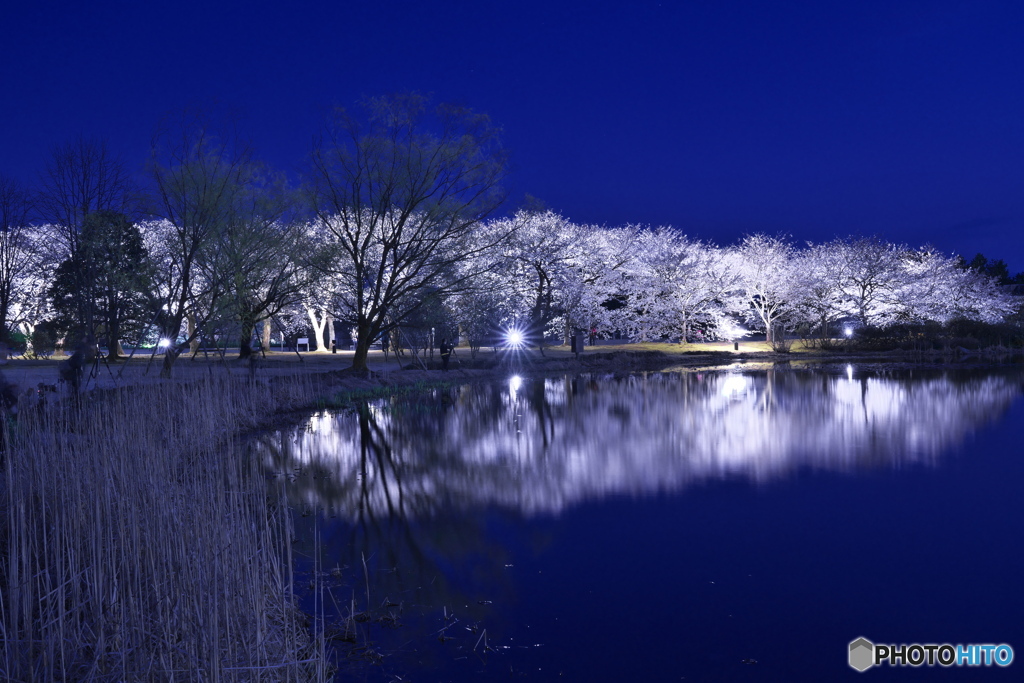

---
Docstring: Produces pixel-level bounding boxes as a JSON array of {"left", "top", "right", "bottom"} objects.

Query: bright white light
[
  {"left": 844, "top": 326, "right": 853, "bottom": 338},
  {"left": 505, "top": 328, "right": 525, "bottom": 349},
  {"left": 846, "top": 364, "right": 854, "bottom": 381},
  {"left": 718, "top": 320, "right": 747, "bottom": 340},
  {"left": 720, "top": 374, "right": 750, "bottom": 397},
  {"left": 509, "top": 375, "right": 523, "bottom": 399},
  {"left": 158, "top": 338, "right": 171, "bottom": 348}
]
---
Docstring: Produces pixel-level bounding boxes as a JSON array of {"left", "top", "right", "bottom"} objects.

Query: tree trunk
[
  {"left": 305, "top": 306, "right": 328, "bottom": 352},
  {"left": 159, "top": 346, "right": 179, "bottom": 378},
  {"left": 107, "top": 312, "right": 123, "bottom": 358},
  {"left": 352, "top": 333, "right": 370, "bottom": 371},
  {"left": 187, "top": 312, "right": 200, "bottom": 354},
  {"left": 238, "top": 319, "right": 255, "bottom": 358},
  {"left": 261, "top": 320, "right": 272, "bottom": 353},
  {"left": 0, "top": 297, "right": 10, "bottom": 343}
]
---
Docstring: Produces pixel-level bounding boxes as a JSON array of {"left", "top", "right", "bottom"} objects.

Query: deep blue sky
[{"left": 3, "top": 1, "right": 1024, "bottom": 268}]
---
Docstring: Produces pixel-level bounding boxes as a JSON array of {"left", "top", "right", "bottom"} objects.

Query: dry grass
[{"left": 1, "top": 376, "right": 331, "bottom": 681}]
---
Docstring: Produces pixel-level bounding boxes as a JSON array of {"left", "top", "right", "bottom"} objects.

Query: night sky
[{"left": 4, "top": 1, "right": 1024, "bottom": 268}]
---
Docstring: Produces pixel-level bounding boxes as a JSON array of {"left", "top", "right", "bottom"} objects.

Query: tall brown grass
[{"left": 1, "top": 375, "right": 330, "bottom": 681}]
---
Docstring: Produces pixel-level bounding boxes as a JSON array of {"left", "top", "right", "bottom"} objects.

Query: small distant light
[{"left": 158, "top": 338, "right": 171, "bottom": 348}]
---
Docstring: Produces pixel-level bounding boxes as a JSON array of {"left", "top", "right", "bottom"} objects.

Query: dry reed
[{"left": 1, "top": 375, "right": 331, "bottom": 681}]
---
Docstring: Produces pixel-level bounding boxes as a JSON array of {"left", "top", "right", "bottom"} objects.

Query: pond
[{"left": 253, "top": 365, "right": 1024, "bottom": 681}]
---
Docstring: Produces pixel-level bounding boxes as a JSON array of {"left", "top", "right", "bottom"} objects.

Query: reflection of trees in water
[
  {"left": 258, "top": 402, "right": 513, "bottom": 611},
  {"left": 253, "top": 367, "right": 1023, "bottom": 625},
  {"left": 255, "top": 368, "right": 1024, "bottom": 524}
]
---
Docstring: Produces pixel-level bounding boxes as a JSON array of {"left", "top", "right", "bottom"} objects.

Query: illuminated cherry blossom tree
[
  {"left": 616, "top": 228, "right": 736, "bottom": 341},
  {"left": 731, "top": 234, "right": 800, "bottom": 344}
]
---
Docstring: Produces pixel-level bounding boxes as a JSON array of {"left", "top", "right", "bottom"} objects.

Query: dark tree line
[{"left": 960, "top": 253, "right": 1024, "bottom": 287}]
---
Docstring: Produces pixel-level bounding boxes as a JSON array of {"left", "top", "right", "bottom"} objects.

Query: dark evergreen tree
[
  {"left": 49, "top": 211, "right": 157, "bottom": 357},
  {"left": 964, "top": 253, "right": 1014, "bottom": 285}
]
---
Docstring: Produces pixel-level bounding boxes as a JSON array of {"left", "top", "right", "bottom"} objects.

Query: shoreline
[
  {"left": 4, "top": 343, "right": 1022, "bottom": 407},
  {"left": 257, "top": 345, "right": 1024, "bottom": 422}
]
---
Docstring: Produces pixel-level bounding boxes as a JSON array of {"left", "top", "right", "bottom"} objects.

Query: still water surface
[{"left": 254, "top": 365, "right": 1024, "bottom": 681}]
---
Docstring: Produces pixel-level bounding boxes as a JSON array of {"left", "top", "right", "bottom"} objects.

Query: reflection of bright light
[
  {"left": 846, "top": 364, "right": 854, "bottom": 381},
  {"left": 307, "top": 411, "right": 332, "bottom": 433},
  {"left": 158, "top": 338, "right": 171, "bottom": 348},
  {"left": 506, "top": 328, "right": 525, "bottom": 349},
  {"left": 720, "top": 374, "right": 750, "bottom": 397},
  {"left": 509, "top": 375, "right": 522, "bottom": 400}
]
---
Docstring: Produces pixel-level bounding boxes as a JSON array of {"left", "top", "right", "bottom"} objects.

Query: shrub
[
  {"left": 768, "top": 324, "right": 792, "bottom": 353},
  {"left": 30, "top": 327, "right": 55, "bottom": 358},
  {"left": 2, "top": 329, "right": 28, "bottom": 356}
]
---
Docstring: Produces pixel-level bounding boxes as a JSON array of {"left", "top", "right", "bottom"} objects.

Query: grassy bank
[{"left": 1, "top": 376, "right": 332, "bottom": 681}]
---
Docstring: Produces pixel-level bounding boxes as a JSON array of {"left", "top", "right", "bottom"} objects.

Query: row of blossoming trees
[
  {"left": 2, "top": 205, "right": 1016, "bottom": 367},
  {"left": 0, "top": 96, "right": 1018, "bottom": 375},
  {"left": 446, "top": 215, "right": 1018, "bottom": 350}
]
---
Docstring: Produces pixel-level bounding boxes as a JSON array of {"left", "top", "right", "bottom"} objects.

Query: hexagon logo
[{"left": 849, "top": 637, "right": 874, "bottom": 672}]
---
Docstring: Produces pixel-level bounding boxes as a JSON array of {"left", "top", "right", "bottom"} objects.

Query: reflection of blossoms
[{"left": 254, "top": 369, "right": 1023, "bottom": 519}]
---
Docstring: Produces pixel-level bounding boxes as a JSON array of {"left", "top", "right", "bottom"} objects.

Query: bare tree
[
  {"left": 150, "top": 114, "right": 258, "bottom": 377},
  {"left": 307, "top": 93, "right": 508, "bottom": 372},
  {"left": 0, "top": 174, "right": 36, "bottom": 342},
  {"left": 209, "top": 182, "right": 307, "bottom": 358},
  {"left": 35, "top": 137, "right": 142, "bottom": 341},
  {"left": 37, "top": 136, "right": 140, "bottom": 259}
]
